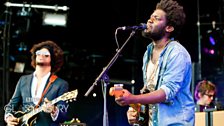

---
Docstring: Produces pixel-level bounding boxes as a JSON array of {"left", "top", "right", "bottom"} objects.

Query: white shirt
[
  {"left": 146, "top": 60, "right": 159, "bottom": 90},
  {"left": 31, "top": 72, "right": 51, "bottom": 105}
]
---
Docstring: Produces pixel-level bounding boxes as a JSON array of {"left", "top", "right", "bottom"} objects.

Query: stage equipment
[
  {"left": 5, "top": 2, "right": 69, "bottom": 11},
  {"left": 42, "top": 12, "right": 67, "bottom": 27},
  {"left": 60, "top": 123, "right": 86, "bottom": 126},
  {"left": 5, "top": 2, "right": 69, "bottom": 27},
  {"left": 195, "top": 112, "right": 209, "bottom": 126}
]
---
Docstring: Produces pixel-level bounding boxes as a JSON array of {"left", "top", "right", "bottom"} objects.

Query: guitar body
[
  {"left": 11, "top": 89, "right": 78, "bottom": 126},
  {"left": 14, "top": 111, "right": 37, "bottom": 126}
]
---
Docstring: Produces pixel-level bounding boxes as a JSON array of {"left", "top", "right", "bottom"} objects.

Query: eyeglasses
[
  {"left": 205, "top": 94, "right": 214, "bottom": 98},
  {"left": 35, "top": 50, "right": 50, "bottom": 57}
]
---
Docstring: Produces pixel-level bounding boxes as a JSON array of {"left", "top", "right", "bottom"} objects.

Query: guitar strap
[{"left": 35, "top": 74, "right": 58, "bottom": 108}]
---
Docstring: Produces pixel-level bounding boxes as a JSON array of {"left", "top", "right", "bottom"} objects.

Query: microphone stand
[{"left": 84, "top": 30, "right": 137, "bottom": 126}]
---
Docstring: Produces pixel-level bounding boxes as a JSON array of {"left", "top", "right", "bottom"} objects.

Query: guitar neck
[{"left": 51, "top": 97, "right": 60, "bottom": 105}]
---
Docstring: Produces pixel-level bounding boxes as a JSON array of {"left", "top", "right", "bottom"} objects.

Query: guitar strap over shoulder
[{"left": 35, "top": 74, "right": 58, "bottom": 108}]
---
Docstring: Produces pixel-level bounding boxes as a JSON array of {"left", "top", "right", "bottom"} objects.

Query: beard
[
  {"left": 36, "top": 62, "right": 51, "bottom": 66},
  {"left": 142, "top": 25, "right": 167, "bottom": 41}
]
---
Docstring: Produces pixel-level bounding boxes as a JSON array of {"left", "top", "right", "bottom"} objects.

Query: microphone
[{"left": 118, "top": 23, "right": 147, "bottom": 30}]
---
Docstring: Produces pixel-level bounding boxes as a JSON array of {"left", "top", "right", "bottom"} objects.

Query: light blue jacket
[{"left": 142, "top": 41, "right": 195, "bottom": 126}]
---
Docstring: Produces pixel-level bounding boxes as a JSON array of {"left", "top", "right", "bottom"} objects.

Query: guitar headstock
[{"left": 60, "top": 89, "right": 78, "bottom": 102}]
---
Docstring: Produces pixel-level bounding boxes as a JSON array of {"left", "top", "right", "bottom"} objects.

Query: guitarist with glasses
[{"left": 4, "top": 40, "right": 69, "bottom": 126}]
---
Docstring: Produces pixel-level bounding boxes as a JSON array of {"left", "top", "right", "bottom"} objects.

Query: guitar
[
  {"left": 13, "top": 89, "right": 78, "bottom": 126},
  {"left": 109, "top": 84, "right": 148, "bottom": 126}
]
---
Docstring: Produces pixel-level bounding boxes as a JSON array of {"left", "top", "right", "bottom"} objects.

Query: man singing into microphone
[
  {"left": 4, "top": 40, "right": 69, "bottom": 126},
  {"left": 115, "top": 0, "right": 195, "bottom": 125}
]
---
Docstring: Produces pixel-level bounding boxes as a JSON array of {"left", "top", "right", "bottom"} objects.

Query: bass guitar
[{"left": 13, "top": 89, "right": 78, "bottom": 126}]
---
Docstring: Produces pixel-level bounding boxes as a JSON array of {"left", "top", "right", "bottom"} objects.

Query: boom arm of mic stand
[{"left": 84, "top": 30, "right": 136, "bottom": 97}]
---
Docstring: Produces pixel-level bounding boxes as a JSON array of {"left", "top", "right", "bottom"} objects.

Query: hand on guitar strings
[
  {"left": 42, "top": 98, "right": 57, "bottom": 114},
  {"left": 5, "top": 115, "right": 19, "bottom": 126}
]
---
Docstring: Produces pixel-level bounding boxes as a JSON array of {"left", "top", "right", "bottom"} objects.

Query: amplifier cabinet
[
  {"left": 210, "top": 111, "right": 224, "bottom": 126},
  {"left": 195, "top": 112, "right": 209, "bottom": 126}
]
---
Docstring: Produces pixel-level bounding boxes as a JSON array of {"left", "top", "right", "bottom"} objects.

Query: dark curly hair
[
  {"left": 30, "top": 40, "right": 64, "bottom": 74},
  {"left": 156, "top": 0, "right": 186, "bottom": 37}
]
